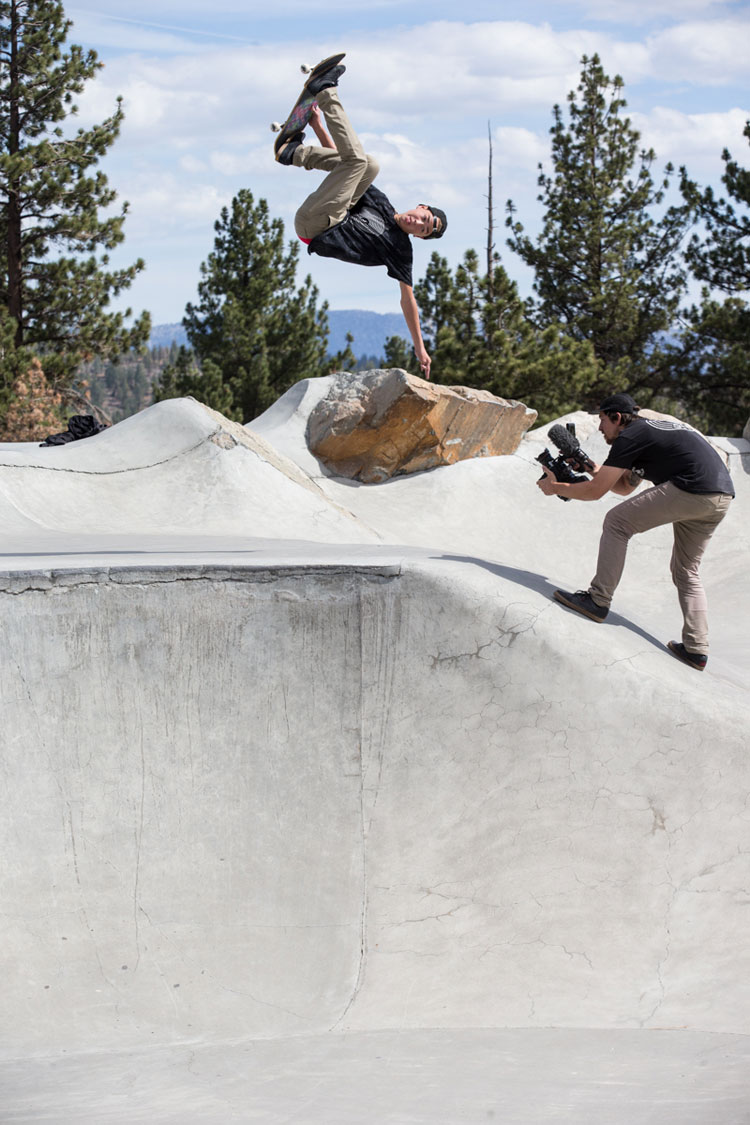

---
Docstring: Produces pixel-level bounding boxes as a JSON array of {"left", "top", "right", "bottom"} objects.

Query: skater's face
[
  {"left": 599, "top": 412, "right": 624, "bottom": 444},
  {"left": 394, "top": 205, "right": 438, "bottom": 239}
]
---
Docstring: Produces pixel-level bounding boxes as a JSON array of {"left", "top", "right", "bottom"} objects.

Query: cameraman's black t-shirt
[
  {"left": 307, "top": 185, "right": 413, "bottom": 286},
  {"left": 603, "top": 418, "right": 735, "bottom": 496}
]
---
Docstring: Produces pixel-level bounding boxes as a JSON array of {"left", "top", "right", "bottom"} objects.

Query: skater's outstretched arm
[
  {"left": 399, "top": 282, "right": 431, "bottom": 380},
  {"left": 309, "top": 105, "right": 336, "bottom": 150}
]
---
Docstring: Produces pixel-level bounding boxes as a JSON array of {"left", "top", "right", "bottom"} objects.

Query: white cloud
[
  {"left": 647, "top": 19, "right": 750, "bottom": 85},
  {"left": 115, "top": 174, "right": 231, "bottom": 241},
  {"left": 179, "top": 154, "right": 209, "bottom": 173},
  {"left": 632, "top": 106, "right": 750, "bottom": 175},
  {"left": 68, "top": 9, "right": 214, "bottom": 53},
  {"left": 492, "top": 126, "right": 548, "bottom": 170}
]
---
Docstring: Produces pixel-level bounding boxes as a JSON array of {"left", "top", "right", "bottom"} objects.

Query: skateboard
[{"left": 271, "top": 52, "right": 345, "bottom": 160}]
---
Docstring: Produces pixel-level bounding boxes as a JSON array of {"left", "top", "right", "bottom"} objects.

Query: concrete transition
[
  {"left": 306, "top": 367, "right": 537, "bottom": 481},
  {"left": 1, "top": 378, "right": 749, "bottom": 1123}
]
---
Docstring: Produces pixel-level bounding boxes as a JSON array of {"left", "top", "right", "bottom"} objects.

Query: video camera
[{"left": 536, "top": 423, "right": 596, "bottom": 502}]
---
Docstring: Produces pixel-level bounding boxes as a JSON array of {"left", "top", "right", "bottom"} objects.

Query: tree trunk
[{"left": 7, "top": 0, "right": 24, "bottom": 345}]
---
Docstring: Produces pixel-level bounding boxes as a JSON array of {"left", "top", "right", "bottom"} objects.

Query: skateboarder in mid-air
[{"left": 275, "top": 58, "right": 446, "bottom": 380}]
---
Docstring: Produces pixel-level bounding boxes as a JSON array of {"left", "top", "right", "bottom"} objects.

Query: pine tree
[
  {"left": 506, "top": 54, "right": 690, "bottom": 404},
  {"left": 414, "top": 249, "right": 598, "bottom": 420},
  {"left": 166, "top": 189, "right": 332, "bottom": 422},
  {"left": 153, "top": 345, "right": 235, "bottom": 419},
  {"left": 0, "top": 354, "right": 63, "bottom": 438},
  {"left": 672, "top": 122, "right": 750, "bottom": 434},
  {"left": 382, "top": 334, "right": 416, "bottom": 373},
  {"left": 681, "top": 121, "right": 750, "bottom": 294},
  {"left": 0, "top": 0, "right": 149, "bottom": 413},
  {"left": 329, "top": 330, "right": 357, "bottom": 373}
]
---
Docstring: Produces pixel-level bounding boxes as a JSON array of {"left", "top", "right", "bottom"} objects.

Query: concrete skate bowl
[{"left": 2, "top": 391, "right": 750, "bottom": 1122}]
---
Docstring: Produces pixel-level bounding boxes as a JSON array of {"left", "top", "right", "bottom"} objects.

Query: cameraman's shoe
[
  {"left": 554, "top": 588, "right": 608, "bottom": 622},
  {"left": 667, "top": 640, "right": 707, "bottom": 671}
]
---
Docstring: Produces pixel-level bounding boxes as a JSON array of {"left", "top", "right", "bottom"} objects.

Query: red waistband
[{"left": 299, "top": 236, "right": 311, "bottom": 245}]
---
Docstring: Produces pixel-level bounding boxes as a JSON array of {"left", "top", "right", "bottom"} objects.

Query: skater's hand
[
  {"left": 537, "top": 466, "right": 558, "bottom": 496},
  {"left": 399, "top": 282, "right": 431, "bottom": 379},
  {"left": 310, "top": 104, "right": 336, "bottom": 149}
]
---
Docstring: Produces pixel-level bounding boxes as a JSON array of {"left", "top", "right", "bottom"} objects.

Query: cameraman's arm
[
  {"left": 609, "top": 467, "right": 642, "bottom": 496},
  {"left": 538, "top": 464, "right": 626, "bottom": 501}
]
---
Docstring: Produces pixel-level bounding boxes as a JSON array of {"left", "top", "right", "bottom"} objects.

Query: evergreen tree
[
  {"left": 506, "top": 54, "right": 691, "bottom": 405},
  {"left": 0, "top": 353, "right": 63, "bottom": 438},
  {"left": 681, "top": 121, "right": 750, "bottom": 294},
  {"left": 329, "top": 330, "right": 357, "bottom": 373},
  {"left": 672, "top": 122, "right": 750, "bottom": 434},
  {"left": 0, "top": 0, "right": 149, "bottom": 413},
  {"left": 382, "top": 334, "right": 417, "bottom": 373},
  {"left": 153, "top": 344, "right": 235, "bottom": 418},
  {"left": 168, "top": 189, "right": 332, "bottom": 422},
  {"left": 413, "top": 249, "right": 598, "bottom": 420}
]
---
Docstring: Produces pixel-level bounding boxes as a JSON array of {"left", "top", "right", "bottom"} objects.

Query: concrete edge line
[
  {"left": 0, "top": 563, "right": 404, "bottom": 594},
  {"left": 0, "top": 431, "right": 219, "bottom": 477}
]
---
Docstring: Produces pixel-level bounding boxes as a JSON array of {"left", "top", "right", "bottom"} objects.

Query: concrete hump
[{"left": 0, "top": 396, "right": 378, "bottom": 541}]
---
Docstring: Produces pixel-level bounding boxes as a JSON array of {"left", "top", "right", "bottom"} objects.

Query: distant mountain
[
  {"left": 326, "top": 309, "right": 405, "bottom": 359},
  {"left": 149, "top": 322, "right": 187, "bottom": 349},
  {"left": 148, "top": 309, "right": 405, "bottom": 361}
]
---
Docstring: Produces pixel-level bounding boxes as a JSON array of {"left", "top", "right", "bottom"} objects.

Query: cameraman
[{"left": 537, "top": 393, "right": 734, "bottom": 671}]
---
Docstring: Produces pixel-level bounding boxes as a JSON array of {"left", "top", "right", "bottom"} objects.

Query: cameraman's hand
[{"left": 537, "top": 466, "right": 559, "bottom": 496}]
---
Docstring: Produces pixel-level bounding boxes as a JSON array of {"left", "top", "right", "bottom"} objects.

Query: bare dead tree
[{"left": 486, "top": 121, "right": 495, "bottom": 304}]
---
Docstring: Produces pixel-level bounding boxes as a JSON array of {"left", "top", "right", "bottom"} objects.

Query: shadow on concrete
[{"left": 437, "top": 552, "right": 667, "bottom": 655}]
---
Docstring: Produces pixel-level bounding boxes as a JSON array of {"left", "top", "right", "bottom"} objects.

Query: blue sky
[{"left": 66, "top": 1, "right": 750, "bottom": 326}]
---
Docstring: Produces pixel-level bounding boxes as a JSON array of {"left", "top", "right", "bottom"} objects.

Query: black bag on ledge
[{"left": 40, "top": 415, "right": 109, "bottom": 446}]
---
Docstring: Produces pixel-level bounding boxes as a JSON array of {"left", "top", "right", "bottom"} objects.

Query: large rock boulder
[{"left": 306, "top": 369, "right": 538, "bottom": 483}]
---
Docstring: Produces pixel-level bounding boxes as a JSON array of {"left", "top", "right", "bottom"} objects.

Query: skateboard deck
[{"left": 272, "top": 52, "right": 345, "bottom": 160}]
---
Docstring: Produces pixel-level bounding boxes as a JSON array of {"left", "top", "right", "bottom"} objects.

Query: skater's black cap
[
  {"left": 592, "top": 393, "right": 640, "bottom": 415},
  {"left": 424, "top": 205, "right": 447, "bottom": 240}
]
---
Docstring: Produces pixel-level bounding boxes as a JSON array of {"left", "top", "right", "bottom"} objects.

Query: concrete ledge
[
  {"left": 3, "top": 1029, "right": 749, "bottom": 1124},
  {"left": 0, "top": 562, "right": 403, "bottom": 593}
]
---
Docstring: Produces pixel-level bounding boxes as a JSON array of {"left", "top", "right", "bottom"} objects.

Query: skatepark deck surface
[{"left": 1, "top": 384, "right": 749, "bottom": 1122}]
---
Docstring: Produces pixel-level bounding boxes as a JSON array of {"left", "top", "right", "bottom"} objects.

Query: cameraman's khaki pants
[
  {"left": 588, "top": 481, "right": 732, "bottom": 654},
  {"left": 293, "top": 89, "right": 379, "bottom": 240}
]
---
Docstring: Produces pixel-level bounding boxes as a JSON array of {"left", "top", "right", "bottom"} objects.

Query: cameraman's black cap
[{"left": 591, "top": 393, "right": 640, "bottom": 414}]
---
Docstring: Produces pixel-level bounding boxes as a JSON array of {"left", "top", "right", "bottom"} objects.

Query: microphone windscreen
[{"left": 548, "top": 424, "right": 580, "bottom": 455}]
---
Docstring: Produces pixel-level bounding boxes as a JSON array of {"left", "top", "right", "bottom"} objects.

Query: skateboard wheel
[
  {"left": 300, "top": 64, "right": 312, "bottom": 74},
  {"left": 270, "top": 122, "right": 282, "bottom": 132}
]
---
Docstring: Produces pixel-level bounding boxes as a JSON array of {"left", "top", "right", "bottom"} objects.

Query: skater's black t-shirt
[
  {"left": 307, "top": 185, "right": 413, "bottom": 286},
  {"left": 604, "top": 417, "right": 735, "bottom": 496}
]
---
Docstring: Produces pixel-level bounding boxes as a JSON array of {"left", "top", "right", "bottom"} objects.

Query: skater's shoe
[
  {"left": 553, "top": 588, "right": 609, "bottom": 622},
  {"left": 275, "top": 132, "right": 303, "bottom": 165},
  {"left": 305, "top": 63, "right": 345, "bottom": 97},
  {"left": 667, "top": 640, "right": 707, "bottom": 671}
]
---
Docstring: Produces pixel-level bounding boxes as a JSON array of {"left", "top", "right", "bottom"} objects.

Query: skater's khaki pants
[
  {"left": 588, "top": 481, "right": 732, "bottom": 654},
  {"left": 293, "top": 89, "right": 380, "bottom": 240}
]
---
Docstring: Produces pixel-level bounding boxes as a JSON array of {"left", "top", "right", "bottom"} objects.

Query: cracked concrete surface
[{"left": 1, "top": 386, "right": 749, "bottom": 1122}]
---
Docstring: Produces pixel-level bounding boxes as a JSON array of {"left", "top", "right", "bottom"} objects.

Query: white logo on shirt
[
  {"left": 353, "top": 211, "right": 386, "bottom": 236},
  {"left": 645, "top": 419, "right": 688, "bottom": 431}
]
